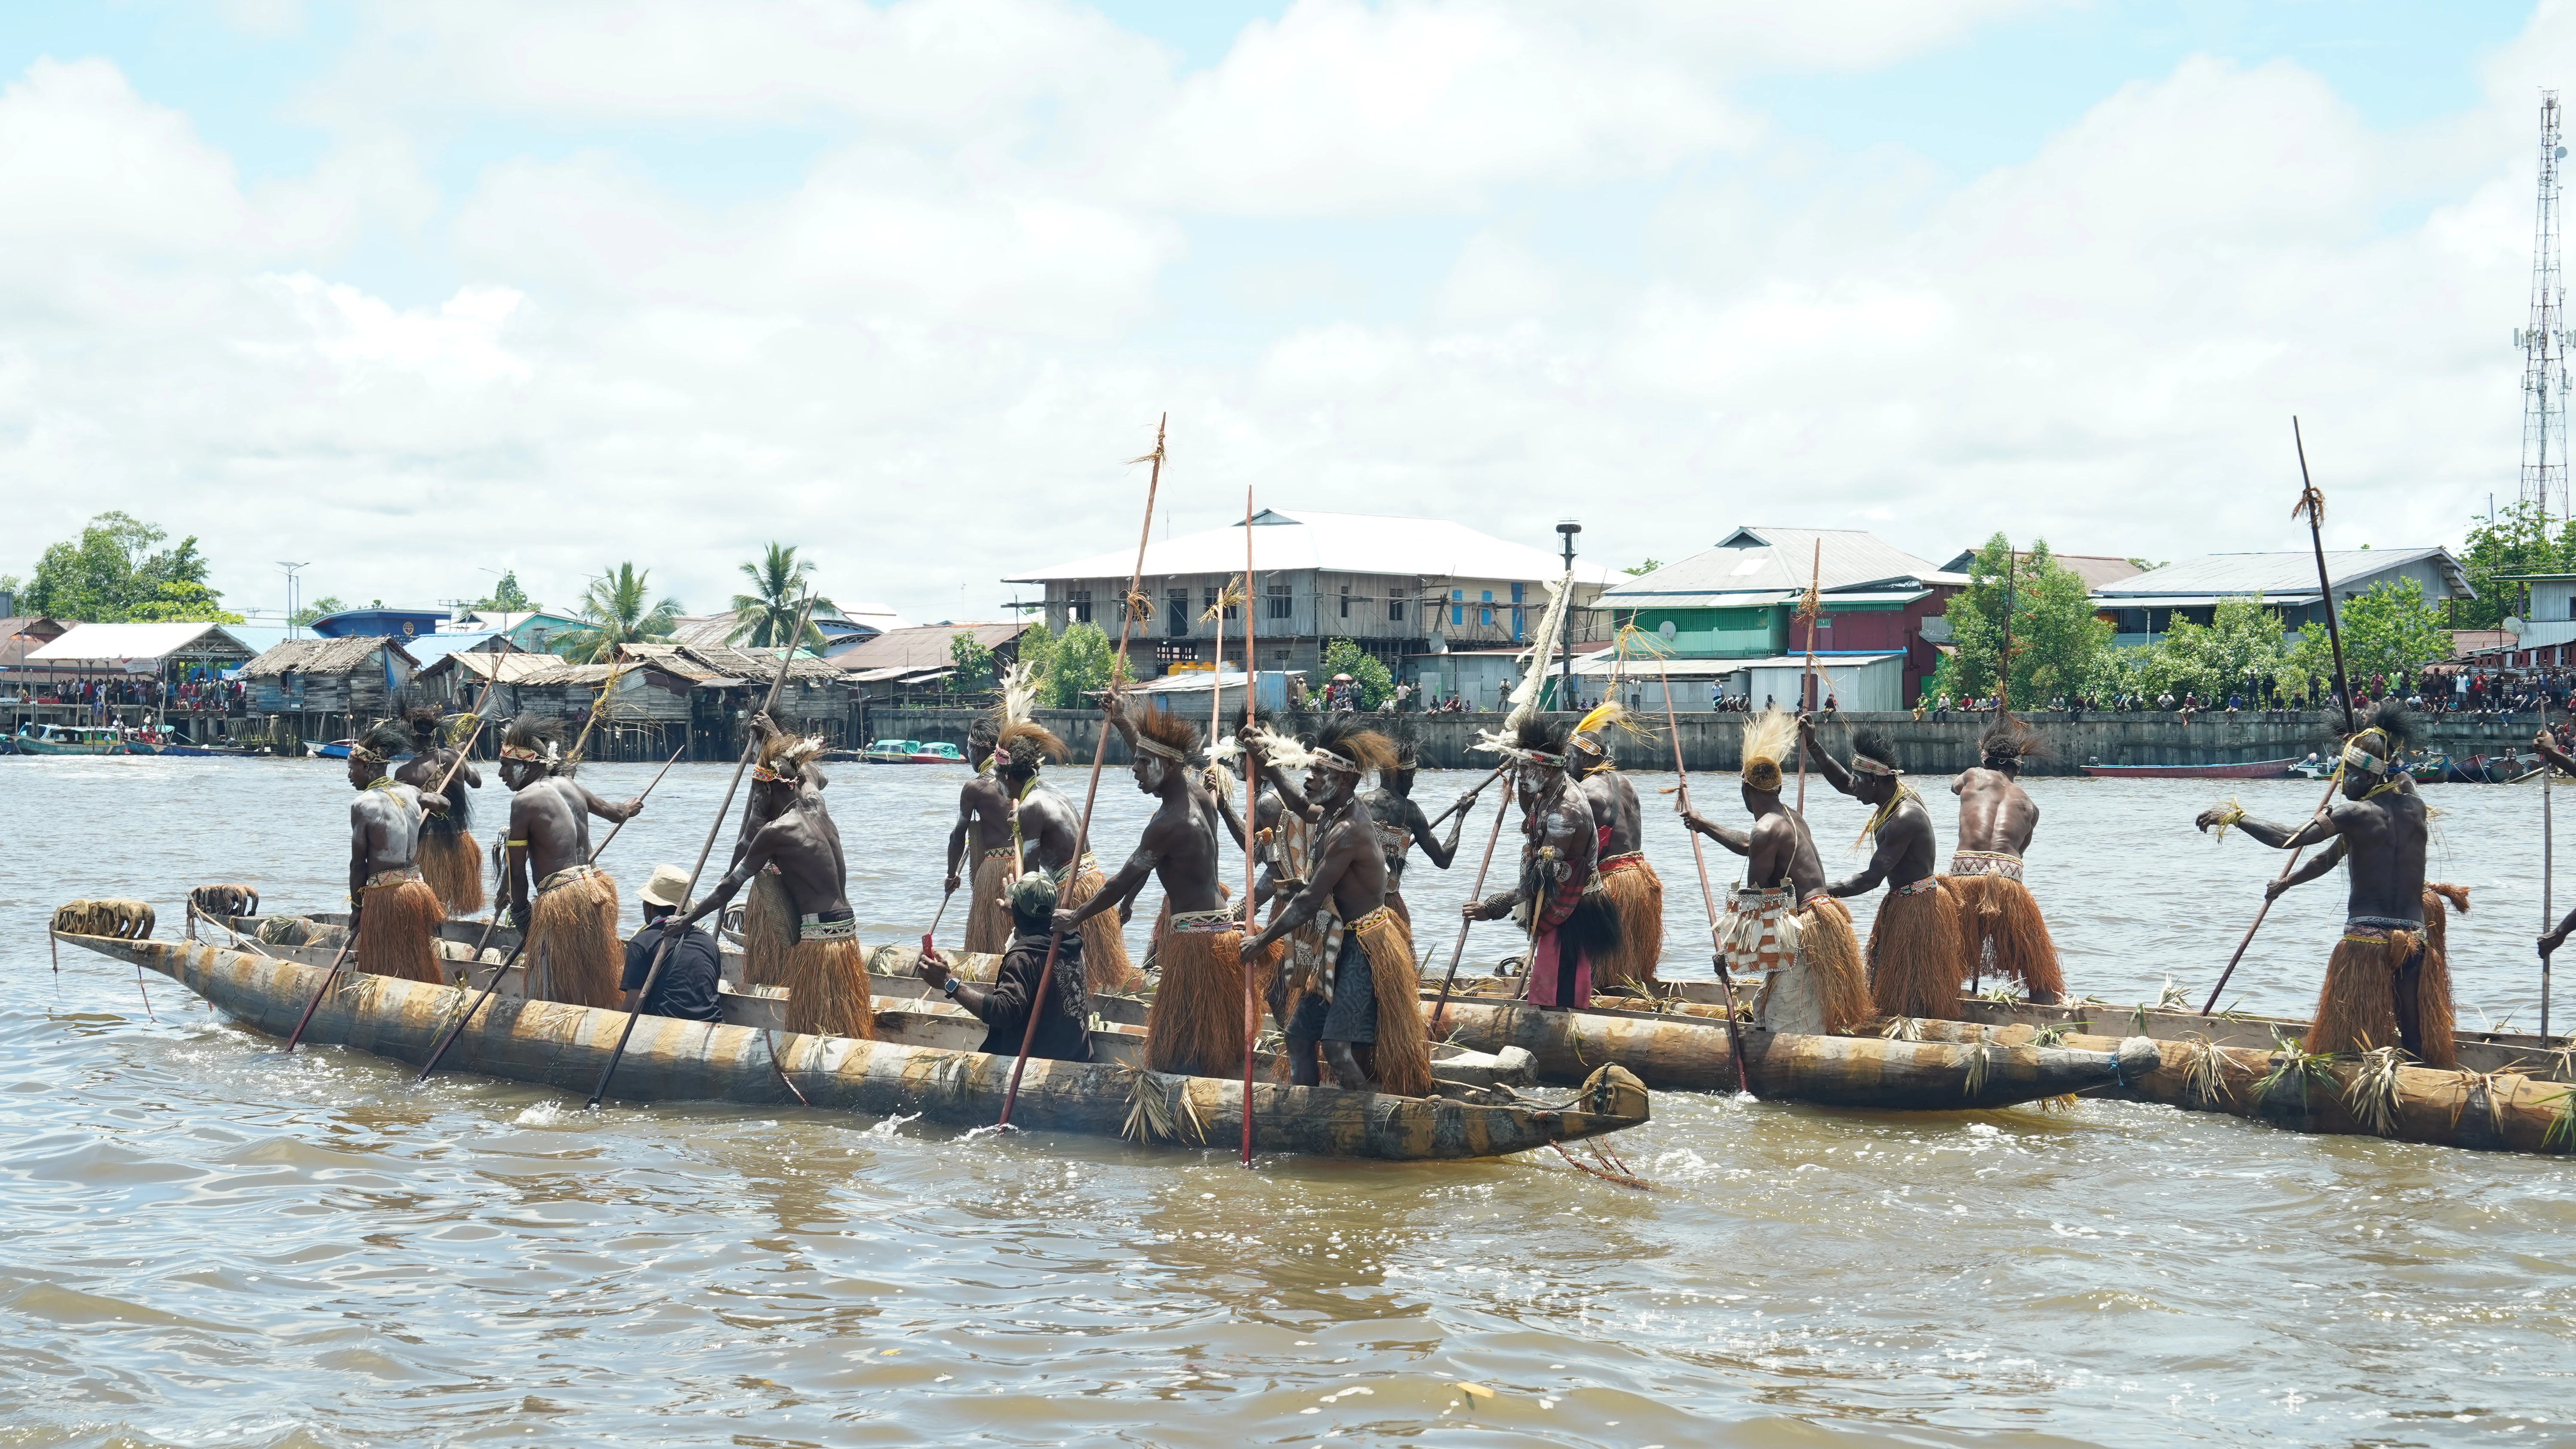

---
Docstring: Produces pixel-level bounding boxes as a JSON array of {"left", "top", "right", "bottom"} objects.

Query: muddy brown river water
[{"left": 2, "top": 755, "right": 2571, "bottom": 1446}]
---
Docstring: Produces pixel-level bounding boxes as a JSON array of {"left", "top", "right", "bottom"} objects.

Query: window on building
[
  {"left": 1480, "top": 588, "right": 1493, "bottom": 628},
  {"left": 1268, "top": 580, "right": 1292, "bottom": 619},
  {"left": 1339, "top": 584, "right": 1350, "bottom": 618},
  {"left": 1451, "top": 588, "right": 1464, "bottom": 627},
  {"left": 1388, "top": 586, "right": 1406, "bottom": 622},
  {"left": 1067, "top": 588, "right": 1093, "bottom": 624},
  {"left": 1167, "top": 589, "right": 1189, "bottom": 638}
]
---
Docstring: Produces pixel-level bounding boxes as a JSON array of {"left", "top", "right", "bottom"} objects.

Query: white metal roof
[
  {"left": 1569, "top": 649, "right": 1902, "bottom": 677},
  {"left": 1005, "top": 509, "right": 1615, "bottom": 587},
  {"left": 26, "top": 622, "right": 253, "bottom": 663},
  {"left": 2096, "top": 548, "right": 2470, "bottom": 600},
  {"left": 1603, "top": 527, "right": 1960, "bottom": 602}
]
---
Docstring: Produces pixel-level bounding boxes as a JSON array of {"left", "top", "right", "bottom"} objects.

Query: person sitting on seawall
[
  {"left": 917, "top": 873, "right": 1094, "bottom": 1063},
  {"left": 621, "top": 865, "right": 725, "bottom": 1022}
]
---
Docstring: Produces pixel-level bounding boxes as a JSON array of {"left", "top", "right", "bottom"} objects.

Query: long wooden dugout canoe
[
  {"left": 1430, "top": 974, "right": 2576, "bottom": 1085},
  {"left": 1429, "top": 997, "right": 2158, "bottom": 1109},
  {"left": 63, "top": 933, "right": 1640, "bottom": 1161},
  {"left": 1902, "top": 1019, "right": 2573, "bottom": 1155}
]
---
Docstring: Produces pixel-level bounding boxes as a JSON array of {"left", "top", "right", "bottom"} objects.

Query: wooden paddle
[
  {"left": 586, "top": 593, "right": 815, "bottom": 1109},
  {"left": 998, "top": 415, "right": 1166, "bottom": 1130},
  {"left": 1237, "top": 484, "right": 1258, "bottom": 1166},
  {"left": 1426, "top": 775, "right": 1514, "bottom": 1038},
  {"left": 1656, "top": 654, "right": 1750, "bottom": 1094}
]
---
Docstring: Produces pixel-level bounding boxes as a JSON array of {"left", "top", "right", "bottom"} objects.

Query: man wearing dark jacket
[
  {"left": 917, "top": 874, "right": 1093, "bottom": 1062},
  {"left": 621, "top": 864, "right": 723, "bottom": 1023}
]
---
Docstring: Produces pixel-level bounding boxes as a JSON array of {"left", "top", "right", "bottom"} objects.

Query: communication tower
[{"left": 2520, "top": 91, "right": 2570, "bottom": 522}]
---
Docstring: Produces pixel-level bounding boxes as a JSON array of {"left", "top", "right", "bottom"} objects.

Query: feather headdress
[
  {"left": 352, "top": 719, "right": 412, "bottom": 767},
  {"left": 997, "top": 718, "right": 1068, "bottom": 770},
  {"left": 755, "top": 726, "right": 827, "bottom": 784},
  {"left": 1740, "top": 708, "right": 1796, "bottom": 793},
  {"left": 500, "top": 713, "right": 565, "bottom": 769},
  {"left": 1567, "top": 699, "right": 1650, "bottom": 763},
  {"left": 1130, "top": 701, "right": 1202, "bottom": 764},
  {"left": 1850, "top": 726, "right": 1903, "bottom": 777},
  {"left": 1979, "top": 711, "right": 2046, "bottom": 768},
  {"left": 1310, "top": 715, "right": 1399, "bottom": 778},
  {"left": 2342, "top": 698, "right": 2421, "bottom": 777}
]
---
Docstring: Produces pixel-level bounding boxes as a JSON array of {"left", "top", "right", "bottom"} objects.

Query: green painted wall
[{"left": 1618, "top": 606, "right": 1785, "bottom": 657}]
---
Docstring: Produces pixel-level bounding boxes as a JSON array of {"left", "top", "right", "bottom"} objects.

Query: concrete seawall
[{"left": 860, "top": 708, "right": 2549, "bottom": 776}]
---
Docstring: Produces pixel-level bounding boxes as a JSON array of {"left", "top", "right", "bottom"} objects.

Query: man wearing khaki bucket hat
[{"left": 621, "top": 864, "right": 723, "bottom": 1023}]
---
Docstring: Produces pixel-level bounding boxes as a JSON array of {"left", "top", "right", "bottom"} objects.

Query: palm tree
[
  {"left": 560, "top": 562, "right": 683, "bottom": 663},
  {"left": 728, "top": 542, "right": 835, "bottom": 649}
]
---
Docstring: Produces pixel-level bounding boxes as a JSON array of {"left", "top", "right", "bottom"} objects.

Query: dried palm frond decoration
[
  {"left": 2545, "top": 1088, "right": 2576, "bottom": 1154},
  {"left": 2256, "top": 1027, "right": 2337, "bottom": 1110},
  {"left": 2156, "top": 979, "right": 2193, "bottom": 1012},
  {"left": 1981, "top": 982, "right": 2023, "bottom": 1004},
  {"left": 1120, "top": 1065, "right": 1205, "bottom": 1146},
  {"left": 1960, "top": 1038, "right": 1994, "bottom": 1100},
  {"left": 2030, "top": 1022, "right": 2074, "bottom": 1049},
  {"left": 2032, "top": 1093, "right": 2079, "bottom": 1113},
  {"left": 2445, "top": 1066, "right": 2524, "bottom": 1138},
  {"left": 2181, "top": 1034, "right": 2233, "bottom": 1108},
  {"left": 1879, "top": 1016, "right": 1925, "bottom": 1043},
  {"left": 1198, "top": 582, "right": 1244, "bottom": 622},
  {"left": 2342, "top": 1044, "right": 2409, "bottom": 1137}
]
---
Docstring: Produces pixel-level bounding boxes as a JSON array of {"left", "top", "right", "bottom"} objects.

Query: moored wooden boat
[
  {"left": 2079, "top": 757, "right": 2300, "bottom": 779},
  {"left": 63, "top": 932, "right": 1642, "bottom": 1161}
]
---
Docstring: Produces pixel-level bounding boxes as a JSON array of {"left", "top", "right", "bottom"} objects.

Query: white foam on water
[{"left": 865, "top": 1112, "right": 923, "bottom": 1139}]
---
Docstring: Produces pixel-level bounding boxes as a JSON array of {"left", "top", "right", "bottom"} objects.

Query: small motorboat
[
  {"left": 309, "top": 739, "right": 356, "bottom": 759},
  {"left": 11, "top": 724, "right": 151, "bottom": 756},
  {"left": 861, "top": 738, "right": 918, "bottom": 763},
  {"left": 906, "top": 741, "right": 966, "bottom": 764},
  {"left": 2081, "top": 757, "right": 2302, "bottom": 779}
]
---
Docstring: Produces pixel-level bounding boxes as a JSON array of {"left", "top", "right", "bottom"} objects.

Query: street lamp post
[
  {"left": 1555, "top": 520, "right": 1582, "bottom": 711},
  {"left": 278, "top": 562, "right": 310, "bottom": 640}
]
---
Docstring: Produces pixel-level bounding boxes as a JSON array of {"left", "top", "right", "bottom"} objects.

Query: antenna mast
[{"left": 2521, "top": 90, "right": 2570, "bottom": 524}]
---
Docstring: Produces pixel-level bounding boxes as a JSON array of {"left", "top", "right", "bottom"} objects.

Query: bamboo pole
[
  {"left": 1426, "top": 782, "right": 1513, "bottom": 1037},
  {"left": 1795, "top": 540, "right": 1821, "bottom": 809},
  {"left": 1656, "top": 654, "right": 1750, "bottom": 1094},
  {"left": 586, "top": 593, "right": 814, "bottom": 1108},
  {"left": 999, "top": 415, "right": 1167, "bottom": 1128},
  {"left": 2547, "top": 756, "right": 2557, "bottom": 1040},
  {"left": 1239, "top": 485, "right": 1259, "bottom": 1166}
]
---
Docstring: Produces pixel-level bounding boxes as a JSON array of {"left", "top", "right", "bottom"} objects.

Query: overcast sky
[{"left": 0, "top": 1, "right": 2565, "bottom": 627}]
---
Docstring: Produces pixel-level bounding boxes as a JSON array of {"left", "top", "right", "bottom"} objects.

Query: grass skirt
[
  {"left": 356, "top": 879, "right": 445, "bottom": 985},
  {"left": 1795, "top": 895, "right": 1876, "bottom": 1036},
  {"left": 1058, "top": 863, "right": 1142, "bottom": 994},
  {"left": 415, "top": 828, "right": 485, "bottom": 918},
  {"left": 1945, "top": 872, "right": 2063, "bottom": 1001},
  {"left": 1351, "top": 909, "right": 1433, "bottom": 1098},
  {"left": 527, "top": 869, "right": 623, "bottom": 1009},
  {"left": 741, "top": 870, "right": 797, "bottom": 988},
  {"left": 963, "top": 849, "right": 1015, "bottom": 955},
  {"left": 782, "top": 936, "right": 877, "bottom": 1040},
  {"left": 1866, "top": 880, "right": 1965, "bottom": 1021},
  {"left": 2309, "top": 927, "right": 2456, "bottom": 1067},
  {"left": 1593, "top": 856, "right": 1664, "bottom": 992},
  {"left": 1144, "top": 925, "right": 1248, "bottom": 1078},
  {"left": 2422, "top": 882, "right": 2469, "bottom": 960}
]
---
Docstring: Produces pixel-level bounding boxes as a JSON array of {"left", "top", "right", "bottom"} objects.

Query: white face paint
[{"left": 1136, "top": 755, "right": 1167, "bottom": 792}]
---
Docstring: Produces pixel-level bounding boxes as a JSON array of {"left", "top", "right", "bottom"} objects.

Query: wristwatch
[{"left": 941, "top": 977, "right": 961, "bottom": 997}]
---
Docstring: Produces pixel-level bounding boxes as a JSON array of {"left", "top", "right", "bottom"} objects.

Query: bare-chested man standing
[
  {"left": 1239, "top": 717, "right": 1431, "bottom": 1093},
  {"left": 1058, "top": 694, "right": 1239, "bottom": 1075},
  {"left": 998, "top": 719, "right": 1140, "bottom": 994},
  {"left": 1361, "top": 718, "right": 1470, "bottom": 940},
  {"left": 2197, "top": 702, "right": 2454, "bottom": 1065},
  {"left": 498, "top": 714, "right": 642, "bottom": 1009},
  {"left": 947, "top": 715, "right": 1017, "bottom": 953},
  {"left": 1942, "top": 714, "right": 2063, "bottom": 1003},
  {"left": 1567, "top": 703, "right": 1661, "bottom": 992},
  {"left": 1460, "top": 715, "right": 1619, "bottom": 1009},
  {"left": 1683, "top": 709, "right": 1869, "bottom": 1035},
  {"left": 1804, "top": 717, "right": 1965, "bottom": 1021},
  {"left": 679, "top": 723, "right": 871, "bottom": 1040},
  {"left": 348, "top": 720, "right": 447, "bottom": 985}
]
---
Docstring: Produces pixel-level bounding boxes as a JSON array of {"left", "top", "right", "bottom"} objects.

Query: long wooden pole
[
  {"left": 2547, "top": 755, "right": 2557, "bottom": 1039},
  {"left": 1239, "top": 485, "right": 1259, "bottom": 1166},
  {"left": 1657, "top": 656, "right": 1750, "bottom": 1093},
  {"left": 2293, "top": 418, "right": 2357, "bottom": 735},
  {"left": 1795, "top": 540, "right": 1821, "bottom": 809},
  {"left": 2198, "top": 771, "right": 2342, "bottom": 1016},
  {"left": 586, "top": 593, "right": 814, "bottom": 1108},
  {"left": 998, "top": 415, "right": 1166, "bottom": 1128},
  {"left": 587, "top": 746, "right": 686, "bottom": 864},
  {"left": 1425, "top": 782, "right": 1513, "bottom": 1037}
]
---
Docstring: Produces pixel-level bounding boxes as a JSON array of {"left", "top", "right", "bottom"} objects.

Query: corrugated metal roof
[
  {"left": 239, "top": 635, "right": 419, "bottom": 677},
  {"left": 0, "top": 618, "right": 69, "bottom": 640},
  {"left": 2093, "top": 593, "right": 2321, "bottom": 610},
  {"left": 617, "top": 641, "right": 841, "bottom": 684},
  {"left": 2096, "top": 548, "right": 2470, "bottom": 599},
  {"left": 833, "top": 622, "right": 1028, "bottom": 672},
  {"left": 1005, "top": 509, "right": 1617, "bottom": 587},
  {"left": 1604, "top": 527, "right": 1956, "bottom": 601},
  {"left": 1569, "top": 648, "right": 1903, "bottom": 677},
  {"left": 1937, "top": 551, "right": 2145, "bottom": 589},
  {"left": 420, "top": 650, "right": 561, "bottom": 683},
  {"left": 401, "top": 631, "right": 504, "bottom": 666},
  {"left": 28, "top": 622, "right": 255, "bottom": 662}
]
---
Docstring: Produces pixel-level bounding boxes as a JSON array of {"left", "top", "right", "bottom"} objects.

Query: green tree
[
  {"left": 2153, "top": 594, "right": 2290, "bottom": 703},
  {"left": 18, "top": 512, "right": 237, "bottom": 621},
  {"left": 729, "top": 542, "right": 835, "bottom": 648},
  {"left": 1622, "top": 558, "right": 1664, "bottom": 577},
  {"left": 474, "top": 571, "right": 537, "bottom": 612},
  {"left": 1319, "top": 638, "right": 1395, "bottom": 709},
  {"left": 946, "top": 631, "right": 996, "bottom": 695},
  {"left": 2456, "top": 499, "right": 2576, "bottom": 628},
  {"left": 2290, "top": 577, "right": 2451, "bottom": 689},
  {"left": 1931, "top": 535, "right": 2111, "bottom": 705},
  {"left": 1018, "top": 621, "right": 1121, "bottom": 708},
  {"left": 559, "top": 563, "right": 683, "bottom": 662},
  {"left": 288, "top": 594, "right": 346, "bottom": 628}
]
